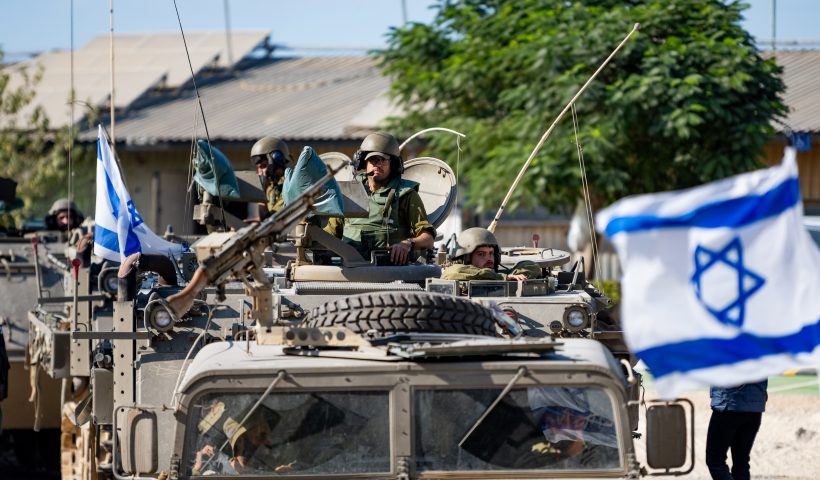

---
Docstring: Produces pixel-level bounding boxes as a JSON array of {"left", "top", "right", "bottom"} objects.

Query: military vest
[{"left": 342, "top": 175, "right": 419, "bottom": 259}]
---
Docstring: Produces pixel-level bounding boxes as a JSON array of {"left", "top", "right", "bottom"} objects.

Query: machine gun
[{"left": 166, "top": 170, "right": 335, "bottom": 322}]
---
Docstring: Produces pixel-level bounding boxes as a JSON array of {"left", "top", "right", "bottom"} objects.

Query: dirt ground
[{"left": 635, "top": 386, "right": 820, "bottom": 480}]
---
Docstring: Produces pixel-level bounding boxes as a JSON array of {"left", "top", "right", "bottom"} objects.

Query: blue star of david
[{"left": 690, "top": 237, "right": 765, "bottom": 327}]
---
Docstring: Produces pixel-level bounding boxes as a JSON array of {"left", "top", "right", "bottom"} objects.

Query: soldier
[
  {"left": 514, "top": 387, "right": 619, "bottom": 469},
  {"left": 324, "top": 132, "right": 435, "bottom": 264},
  {"left": 0, "top": 177, "right": 23, "bottom": 236},
  {"left": 250, "top": 136, "right": 293, "bottom": 219},
  {"left": 44, "top": 198, "right": 85, "bottom": 231},
  {"left": 441, "top": 227, "right": 541, "bottom": 281}
]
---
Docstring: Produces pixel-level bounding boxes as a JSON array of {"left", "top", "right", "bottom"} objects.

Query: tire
[{"left": 306, "top": 292, "right": 499, "bottom": 337}]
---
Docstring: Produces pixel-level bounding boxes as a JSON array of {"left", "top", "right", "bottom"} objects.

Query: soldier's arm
[{"left": 403, "top": 192, "right": 435, "bottom": 250}]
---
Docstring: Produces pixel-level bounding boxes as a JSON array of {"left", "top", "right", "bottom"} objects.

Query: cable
[{"left": 570, "top": 104, "right": 601, "bottom": 281}]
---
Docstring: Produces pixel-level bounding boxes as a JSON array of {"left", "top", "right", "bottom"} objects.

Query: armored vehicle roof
[{"left": 177, "top": 336, "right": 625, "bottom": 395}]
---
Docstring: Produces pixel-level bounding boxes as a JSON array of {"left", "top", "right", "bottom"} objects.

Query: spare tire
[{"left": 305, "top": 291, "right": 499, "bottom": 337}]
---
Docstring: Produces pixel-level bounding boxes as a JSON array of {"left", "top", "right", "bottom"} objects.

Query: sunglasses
[{"left": 366, "top": 156, "right": 389, "bottom": 165}]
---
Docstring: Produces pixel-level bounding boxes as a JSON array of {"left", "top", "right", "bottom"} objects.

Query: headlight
[
  {"left": 564, "top": 306, "right": 589, "bottom": 332},
  {"left": 151, "top": 308, "right": 174, "bottom": 332},
  {"left": 98, "top": 267, "right": 119, "bottom": 297},
  {"left": 145, "top": 293, "right": 176, "bottom": 333}
]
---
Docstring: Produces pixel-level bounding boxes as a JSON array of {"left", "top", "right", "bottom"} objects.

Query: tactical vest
[{"left": 343, "top": 175, "right": 419, "bottom": 259}]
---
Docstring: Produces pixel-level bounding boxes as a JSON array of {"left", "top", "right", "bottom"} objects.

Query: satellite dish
[
  {"left": 402, "top": 157, "right": 457, "bottom": 229},
  {"left": 319, "top": 152, "right": 355, "bottom": 181}
]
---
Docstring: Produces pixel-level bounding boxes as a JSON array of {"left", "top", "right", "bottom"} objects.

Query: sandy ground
[{"left": 634, "top": 386, "right": 820, "bottom": 480}]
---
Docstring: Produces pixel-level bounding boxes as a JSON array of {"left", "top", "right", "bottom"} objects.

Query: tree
[
  {"left": 0, "top": 48, "right": 96, "bottom": 225},
  {"left": 377, "top": 0, "right": 787, "bottom": 214}
]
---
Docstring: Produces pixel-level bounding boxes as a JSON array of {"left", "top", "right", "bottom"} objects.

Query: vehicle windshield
[
  {"left": 186, "top": 390, "right": 390, "bottom": 476},
  {"left": 415, "top": 386, "right": 622, "bottom": 472}
]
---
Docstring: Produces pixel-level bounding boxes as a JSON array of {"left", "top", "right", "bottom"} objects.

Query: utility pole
[
  {"left": 224, "top": 0, "right": 235, "bottom": 69},
  {"left": 771, "top": 0, "right": 777, "bottom": 53}
]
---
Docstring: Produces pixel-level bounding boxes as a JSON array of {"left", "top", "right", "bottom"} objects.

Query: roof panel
[
  {"left": 2, "top": 30, "right": 269, "bottom": 129},
  {"left": 80, "top": 56, "right": 395, "bottom": 143},
  {"left": 764, "top": 51, "right": 820, "bottom": 132}
]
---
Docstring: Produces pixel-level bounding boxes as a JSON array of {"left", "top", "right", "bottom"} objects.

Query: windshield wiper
[
  {"left": 458, "top": 366, "right": 529, "bottom": 448},
  {"left": 201, "top": 369, "right": 288, "bottom": 472}
]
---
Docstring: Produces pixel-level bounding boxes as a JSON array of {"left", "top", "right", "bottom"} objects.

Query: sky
[{"left": 1, "top": 0, "right": 818, "bottom": 63}]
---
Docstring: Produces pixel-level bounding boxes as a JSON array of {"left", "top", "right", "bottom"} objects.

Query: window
[
  {"left": 187, "top": 391, "right": 390, "bottom": 476},
  {"left": 415, "top": 386, "right": 621, "bottom": 472}
]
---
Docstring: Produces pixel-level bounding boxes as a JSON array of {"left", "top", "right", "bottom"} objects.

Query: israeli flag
[
  {"left": 93, "top": 125, "right": 186, "bottom": 262},
  {"left": 596, "top": 148, "right": 820, "bottom": 399}
]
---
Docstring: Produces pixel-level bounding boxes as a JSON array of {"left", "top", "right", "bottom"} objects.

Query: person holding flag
[
  {"left": 596, "top": 145, "right": 819, "bottom": 478},
  {"left": 93, "top": 125, "right": 187, "bottom": 263}
]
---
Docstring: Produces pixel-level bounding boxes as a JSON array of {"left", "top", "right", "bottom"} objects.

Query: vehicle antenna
[
  {"left": 68, "top": 0, "right": 75, "bottom": 211},
  {"left": 487, "top": 23, "right": 640, "bottom": 233},
  {"left": 172, "top": 0, "right": 228, "bottom": 231}
]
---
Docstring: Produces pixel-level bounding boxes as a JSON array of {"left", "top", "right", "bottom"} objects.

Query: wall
[
  {"left": 762, "top": 138, "right": 820, "bottom": 214},
  {"left": 117, "top": 140, "right": 360, "bottom": 233}
]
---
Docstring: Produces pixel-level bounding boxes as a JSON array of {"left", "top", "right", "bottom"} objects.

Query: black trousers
[{"left": 705, "top": 410, "right": 762, "bottom": 480}]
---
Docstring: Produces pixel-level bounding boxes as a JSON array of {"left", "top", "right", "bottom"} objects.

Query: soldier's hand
[
  {"left": 506, "top": 273, "right": 529, "bottom": 281},
  {"left": 390, "top": 240, "right": 413, "bottom": 265}
]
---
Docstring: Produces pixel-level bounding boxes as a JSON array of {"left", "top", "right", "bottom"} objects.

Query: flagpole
[{"left": 109, "top": 0, "right": 116, "bottom": 154}]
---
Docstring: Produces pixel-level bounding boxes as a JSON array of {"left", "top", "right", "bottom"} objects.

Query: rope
[
  {"left": 183, "top": 102, "right": 200, "bottom": 237},
  {"left": 454, "top": 135, "right": 462, "bottom": 213},
  {"left": 570, "top": 104, "right": 601, "bottom": 281}
]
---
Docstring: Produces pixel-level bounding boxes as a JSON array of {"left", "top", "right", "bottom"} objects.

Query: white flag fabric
[
  {"left": 596, "top": 147, "right": 820, "bottom": 399},
  {"left": 93, "top": 125, "right": 186, "bottom": 262}
]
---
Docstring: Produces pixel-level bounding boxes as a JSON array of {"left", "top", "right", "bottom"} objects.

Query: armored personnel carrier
[{"left": 26, "top": 150, "right": 694, "bottom": 479}]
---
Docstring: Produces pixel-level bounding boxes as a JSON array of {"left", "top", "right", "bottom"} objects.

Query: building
[{"left": 8, "top": 33, "right": 820, "bottom": 259}]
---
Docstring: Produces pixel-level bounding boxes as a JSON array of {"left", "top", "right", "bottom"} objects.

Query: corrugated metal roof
[
  {"left": 766, "top": 50, "right": 820, "bottom": 132},
  {"left": 81, "top": 56, "right": 395, "bottom": 143},
  {"left": 4, "top": 31, "right": 269, "bottom": 129}
]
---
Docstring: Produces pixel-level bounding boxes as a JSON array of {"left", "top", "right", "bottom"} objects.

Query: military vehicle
[
  {"left": 0, "top": 183, "right": 92, "bottom": 473},
  {"left": 25, "top": 145, "right": 694, "bottom": 479}
]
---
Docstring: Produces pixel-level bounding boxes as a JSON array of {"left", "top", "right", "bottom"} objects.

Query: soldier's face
[
  {"left": 246, "top": 421, "right": 272, "bottom": 448},
  {"left": 366, "top": 155, "right": 391, "bottom": 183},
  {"left": 255, "top": 158, "right": 268, "bottom": 177},
  {"left": 56, "top": 210, "right": 74, "bottom": 228},
  {"left": 471, "top": 246, "right": 495, "bottom": 269}
]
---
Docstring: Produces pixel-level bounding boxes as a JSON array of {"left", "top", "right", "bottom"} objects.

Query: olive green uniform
[
  {"left": 265, "top": 177, "right": 285, "bottom": 213},
  {"left": 441, "top": 261, "right": 542, "bottom": 281},
  {"left": 324, "top": 174, "right": 435, "bottom": 259}
]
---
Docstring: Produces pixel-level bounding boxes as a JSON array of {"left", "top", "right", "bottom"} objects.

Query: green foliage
[
  {"left": 0, "top": 49, "right": 97, "bottom": 224},
  {"left": 377, "top": 0, "right": 786, "bottom": 213},
  {"left": 594, "top": 279, "right": 621, "bottom": 306}
]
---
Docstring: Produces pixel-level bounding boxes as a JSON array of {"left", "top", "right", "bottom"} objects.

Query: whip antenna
[
  {"left": 172, "top": 0, "right": 228, "bottom": 231},
  {"left": 487, "top": 23, "right": 640, "bottom": 233}
]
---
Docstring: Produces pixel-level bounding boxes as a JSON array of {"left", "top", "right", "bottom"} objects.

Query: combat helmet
[
  {"left": 354, "top": 132, "right": 403, "bottom": 176},
  {"left": 453, "top": 227, "right": 501, "bottom": 270},
  {"left": 45, "top": 198, "right": 85, "bottom": 230},
  {"left": 250, "top": 136, "right": 294, "bottom": 169}
]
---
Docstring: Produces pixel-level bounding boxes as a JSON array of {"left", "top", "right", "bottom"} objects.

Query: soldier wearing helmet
[
  {"left": 441, "top": 227, "right": 541, "bottom": 281},
  {"left": 45, "top": 198, "right": 85, "bottom": 231},
  {"left": 513, "top": 387, "right": 618, "bottom": 468},
  {"left": 324, "top": 132, "right": 435, "bottom": 264},
  {"left": 250, "top": 136, "right": 293, "bottom": 218}
]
